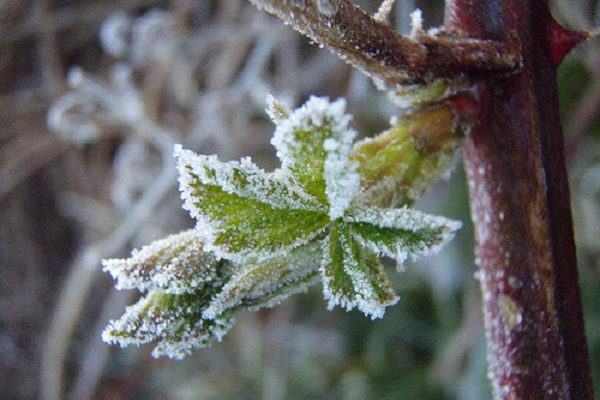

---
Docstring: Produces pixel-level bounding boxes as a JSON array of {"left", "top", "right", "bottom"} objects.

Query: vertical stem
[{"left": 445, "top": 0, "right": 594, "bottom": 398}]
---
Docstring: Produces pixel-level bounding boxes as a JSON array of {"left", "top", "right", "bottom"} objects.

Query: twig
[
  {"left": 447, "top": 0, "right": 594, "bottom": 398},
  {"left": 248, "top": 0, "right": 521, "bottom": 87}
]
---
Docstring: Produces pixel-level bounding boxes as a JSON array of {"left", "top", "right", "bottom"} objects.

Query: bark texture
[
  {"left": 446, "top": 0, "right": 594, "bottom": 398},
  {"left": 249, "top": 0, "right": 521, "bottom": 87}
]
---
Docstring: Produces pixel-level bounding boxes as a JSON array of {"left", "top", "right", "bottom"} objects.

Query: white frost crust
[
  {"left": 347, "top": 206, "right": 462, "bottom": 262},
  {"left": 410, "top": 9, "right": 424, "bottom": 37},
  {"left": 175, "top": 145, "right": 320, "bottom": 213},
  {"left": 373, "top": 0, "right": 395, "bottom": 23},
  {"left": 101, "top": 291, "right": 234, "bottom": 359},
  {"left": 175, "top": 144, "right": 328, "bottom": 263},
  {"left": 320, "top": 231, "right": 398, "bottom": 320},
  {"left": 270, "top": 96, "right": 351, "bottom": 168},
  {"left": 269, "top": 95, "right": 362, "bottom": 219},
  {"left": 265, "top": 93, "right": 291, "bottom": 124},
  {"left": 324, "top": 134, "right": 360, "bottom": 220},
  {"left": 102, "top": 229, "right": 217, "bottom": 294},
  {"left": 203, "top": 247, "right": 321, "bottom": 319}
]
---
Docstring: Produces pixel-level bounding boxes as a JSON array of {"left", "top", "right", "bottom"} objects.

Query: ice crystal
[
  {"left": 265, "top": 93, "right": 291, "bottom": 124},
  {"left": 104, "top": 95, "right": 462, "bottom": 357},
  {"left": 203, "top": 244, "right": 322, "bottom": 319}
]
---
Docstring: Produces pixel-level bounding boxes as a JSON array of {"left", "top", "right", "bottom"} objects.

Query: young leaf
[
  {"left": 176, "top": 146, "right": 329, "bottom": 262},
  {"left": 321, "top": 221, "right": 399, "bottom": 320},
  {"left": 102, "top": 229, "right": 222, "bottom": 294},
  {"left": 173, "top": 95, "right": 461, "bottom": 319},
  {"left": 346, "top": 207, "right": 462, "bottom": 263},
  {"left": 102, "top": 290, "right": 234, "bottom": 359},
  {"left": 104, "top": 94, "right": 464, "bottom": 359},
  {"left": 203, "top": 243, "right": 322, "bottom": 319},
  {"left": 271, "top": 96, "right": 354, "bottom": 202}
]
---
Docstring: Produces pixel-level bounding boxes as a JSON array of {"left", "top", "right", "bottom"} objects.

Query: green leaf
[
  {"left": 102, "top": 290, "right": 234, "bottom": 359},
  {"left": 177, "top": 147, "right": 322, "bottom": 211},
  {"left": 321, "top": 221, "right": 398, "bottom": 319},
  {"left": 102, "top": 229, "right": 223, "bottom": 294},
  {"left": 176, "top": 146, "right": 329, "bottom": 262},
  {"left": 346, "top": 207, "right": 462, "bottom": 263},
  {"left": 271, "top": 96, "right": 355, "bottom": 202},
  {"left": 104, "top": 95, "right": 466, "bottom": 358},
  {"left": 203, "top": 244, "right": 322, "bottom": 319}
]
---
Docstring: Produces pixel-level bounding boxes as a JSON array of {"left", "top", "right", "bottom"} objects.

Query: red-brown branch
[
  {"left": 249, "top": 0, "right": 521, "bottom": 87},
  {"left": 446, "top": 0, "right": 594, "bottom": 398}
]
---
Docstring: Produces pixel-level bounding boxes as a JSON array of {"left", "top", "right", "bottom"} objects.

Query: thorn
[
  {"left": 373, "top": 0, "right": 395, "bottom": 25},
  {"left": 588, "top": 28, "right": 600, "bottom": 39},
  {"left": 410, "top": 9, "right": 424, "bottom": 37},
  {"left": 550, "top": 18, "right": 589, "bottom": 65}
]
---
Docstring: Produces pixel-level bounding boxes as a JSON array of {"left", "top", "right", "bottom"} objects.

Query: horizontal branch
[{"left": 248, "top": 0, "right": 522, "bottom": 87}]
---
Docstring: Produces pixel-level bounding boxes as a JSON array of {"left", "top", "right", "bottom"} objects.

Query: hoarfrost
[
  {"left": 104, "top": 94, "right": 464, "bottom": 358},
  {"left": 373, "top": 0, "right": 395, "bottom": 23},
  {"left": 174, "top": 144, "right": 329, "bottom": 263},
  {"left": 316, "top": 0, "right": 338, "bottom": 16},
  {"left": 269, "top": 95, "right": 362, "bottom": 220},
  {"left": 410, "top": 9, "right": 424, "bottom": 37},
  {"left": 102, "top": 229, "right": 219, "bottom": 294},
  {"left": 346, "top": 206, "right": 462, "bottom": 262},
  {"left": 204, "top": 245, "right": 322, "bottom": 319},
  {"left": 175, "top": 145, "right": 320, "bottom": 212},
  {"left": 265, "top": 93, "right": 291, "bottom": 124},
  {"left": 324, "top": 129, "right": 360, "bottom": 220},
  {"left": 320, "top": 227, "right": 398, "bottom": 319},
  {"left": 271, "top": 96, "right": 351, "bottom": 175},
  {"left": 102, "top": 291, "right": 234, "bottom": 359}
]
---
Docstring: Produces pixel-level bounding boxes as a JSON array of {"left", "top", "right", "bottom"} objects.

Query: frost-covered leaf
[
  {"left": 347, "top": 207, "right": 462, "bottom": 263},
  {"left": 321, "top": 221, "right": 399, "bottom": 320},
  {"left": 102, "top": 290, "right": 234, "bottom": 359},
  {"left": 323, "top": 129, "right": 360, "bottom": 220},
  {"left": 104, "top": 94, "right": 465, "bottom": 359},
  {"left": 203, "top": 244, "right": 322, "bottom": 319},
  {"left": 102, "top": 229, "right": 223, "bottom": 294},
  {"left": 271, "top": 96, "right": 355, "bottom": 202},
  {"left": 176, "top": 146, "right": 322, "bottom": 212},
  {"left": 176, "top": 145, "right": 329, "bottom": 262}
]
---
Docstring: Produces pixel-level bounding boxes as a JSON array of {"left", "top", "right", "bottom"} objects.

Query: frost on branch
[{"left": 104, "top": 95, "right": 463, "bottom": 357}]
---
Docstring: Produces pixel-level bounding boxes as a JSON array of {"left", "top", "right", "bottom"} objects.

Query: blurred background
[{"left": 0, "top": 0, "right": 599, "bottom": 398}]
